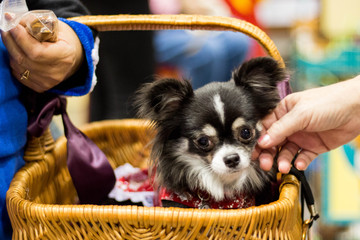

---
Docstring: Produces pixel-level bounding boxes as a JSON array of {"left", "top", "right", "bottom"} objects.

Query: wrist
[
  {"left": 342, "top": 76, "right": 360, "bottom": 127},
  {"left": 52, "top": 18, "right": 95, "bottom": 96},
  {"left": 348, "top": 75, "right": 360, "bottom": 111},
  {"left": 60, "top": 21, "right": 84, "bottom": 79}
]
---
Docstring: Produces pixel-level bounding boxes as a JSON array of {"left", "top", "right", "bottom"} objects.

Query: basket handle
[{"left": 69, "top": 14, "right": 284, "bottom": 67}]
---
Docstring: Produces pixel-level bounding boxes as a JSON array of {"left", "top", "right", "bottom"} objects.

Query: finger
[
  {"left": 294, "top": 150, "right": 318, "bottom": 171},
  {"left": 1, "top": 28, "right": 26, "bottom": 67},
  {"left": 258, "top": 147, "right": 277, "bottom": 171},
  {"left": 251, "top": 143, "right": 274, "bottom": 160},
  {"left": 5, "top": 12, "right": 14, "bottom": 21},
  {"left": 259, "top": 95, "right": 304, "bottom": 149},
  {"left": 251, "top": 145, "right": 261, "bottom": 160},
  {"left": 277, "top": 142, "right": 300, "bottom": 174},
  {"left": 10, "top": 21, "right": 72, "bottom": 70},
  {"left": 258, "top": 108, "right": 304, "bottom": 149},
  {"left": 2, "top": 30, "right": 44, "bottom": 92},
  {"left": 261, "top": 111, "right": 278, "bottom": 131},
  {"left": 8, "top": 24, "right": 45, "bottom": 58},
  {"left": 258, "top": 152, "right": 274, "bottom": 171},
  {"left": 262, "top": 97, "right": 291, "bottom": 129}
]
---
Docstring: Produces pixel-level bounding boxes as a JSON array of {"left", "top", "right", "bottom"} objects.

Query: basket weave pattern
[{"left": 7, "top": 15, "right": 302, "bottom": 239}]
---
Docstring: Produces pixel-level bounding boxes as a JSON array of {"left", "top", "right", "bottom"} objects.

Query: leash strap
[
  {"left": 289, "top": 166, "right": 319, "bottom": 227},
  {"left": 288, "top": 153, "right": 319, "bottom": 240},
  {"left": 274, "top": 148, "right": 319, "bottom": 239}
]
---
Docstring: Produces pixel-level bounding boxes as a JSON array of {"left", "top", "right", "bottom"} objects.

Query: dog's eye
[
  {"left": 195, "top": 136, "right": 214, "bottom": 151},
  {"left": 239, "top": 127, "right": 253, "bottom": 142}
]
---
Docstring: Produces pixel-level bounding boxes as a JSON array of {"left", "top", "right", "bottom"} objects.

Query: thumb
[{"left": 258, "top": 110, "right": 304, "bottom": 148}]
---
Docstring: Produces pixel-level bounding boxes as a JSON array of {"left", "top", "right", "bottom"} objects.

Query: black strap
[{"left": 289, "top": 158, "right": 319, "bottom": 228}]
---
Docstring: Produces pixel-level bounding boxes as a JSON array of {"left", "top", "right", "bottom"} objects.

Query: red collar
[{"left": 159, "top": 187, "right": 255, "bottom": 209}]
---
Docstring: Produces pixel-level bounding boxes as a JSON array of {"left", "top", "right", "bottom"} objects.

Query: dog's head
[{"left": 135, "top": 57, "right": 286, "bottom": 200}]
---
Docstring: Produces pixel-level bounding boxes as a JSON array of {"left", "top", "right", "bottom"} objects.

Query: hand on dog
[{"left": 256, "top": 75, "right": 360, "bottom": 174}]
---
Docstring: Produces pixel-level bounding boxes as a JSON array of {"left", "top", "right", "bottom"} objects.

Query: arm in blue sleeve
[
  {"left": 26, "top": 0, "right": 97, "bottom": 96},
  {"left": 49, "top": 18, "right": 97, "bottom": 96}
]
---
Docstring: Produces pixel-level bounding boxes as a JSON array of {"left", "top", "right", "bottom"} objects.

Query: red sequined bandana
[{"left": 159, "top": 187, "right": 255, "bottom": 209}]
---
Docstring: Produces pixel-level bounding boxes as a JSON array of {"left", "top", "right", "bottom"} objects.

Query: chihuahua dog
[{"left": 135, "top": 57, "right": 286, "bottom": 209}]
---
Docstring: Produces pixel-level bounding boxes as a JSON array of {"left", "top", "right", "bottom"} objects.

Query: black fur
[
  {"left": 134, "top": 78, "right": 194, "bottom": 122},
  {"left": 233, "top": 57, "right": 286, "bottom": 118},
  {"left": 134, "top": 57, "right": 286, "bottom": 207}
]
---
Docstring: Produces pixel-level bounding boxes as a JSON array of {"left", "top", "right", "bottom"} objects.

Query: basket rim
[
  {"left": 8, "top": 177, "right": 299, "bottom": 228},
  {"left": 69, "top": 14, "right": 285, "bottom": 68}
]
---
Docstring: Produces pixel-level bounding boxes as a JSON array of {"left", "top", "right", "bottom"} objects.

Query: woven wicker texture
[
  {"left": 7, "top": 15, "right": 302, "bottom": 239},
  {"left": 69, "top": 14, "right": 284, "bottom": 67}
]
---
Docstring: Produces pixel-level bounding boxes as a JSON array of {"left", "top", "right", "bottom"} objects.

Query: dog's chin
[
  {"left": 189, "top": 164, "right": 256, "bottom": 201},
  {"left": 201, "top": 161, "right": 267, "bottom": 201},
  {"left": 215, "top": 167, "right": 249, "bottom": 185}
]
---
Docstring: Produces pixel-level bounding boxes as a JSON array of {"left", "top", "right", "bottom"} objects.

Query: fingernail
[
  {"left": 258, "top": 134, "right": 270, "bottom": 146},
  {"left": 295, "top": 161, "right": 306, "bottom": 171},
  {"left": 260, "top": 156, "right": 273, "bottom": 171},
  {"left": 279, "top": 161, "right": 290, "bottom": 174},
  {"left": 5, "top": 12, "right": 14, "bottom": 21}
]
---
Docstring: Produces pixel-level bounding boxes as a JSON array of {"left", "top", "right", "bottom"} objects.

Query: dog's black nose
[{"left": 224, "top": 154, "right": 240, "bottom": 168}]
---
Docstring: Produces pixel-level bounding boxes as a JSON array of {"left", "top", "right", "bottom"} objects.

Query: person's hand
[
  {"left": 255, "top": 76, "right": 360, "bottom": 174},
  {"left": 1, "top": 20, "right": 84, "bottom": 92}
]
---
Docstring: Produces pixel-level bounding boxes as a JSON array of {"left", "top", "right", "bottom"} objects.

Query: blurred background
[{"left": 59, "top": 0, "right": 360, "bottom": 239}]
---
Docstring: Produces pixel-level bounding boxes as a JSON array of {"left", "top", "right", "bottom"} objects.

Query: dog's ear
[
  {"left": 134, "top": 78, "right": 194, "bottom": 122},
  {"left": 233, "top": 57, "right": 287, "bottom": 117}
]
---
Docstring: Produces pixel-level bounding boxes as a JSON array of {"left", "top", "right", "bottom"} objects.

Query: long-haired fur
[{"left": 134, "top": 57, "right": 286, "bottom": 203}]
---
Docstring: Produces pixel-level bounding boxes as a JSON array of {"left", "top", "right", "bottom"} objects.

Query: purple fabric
[
  {"left": 277, "top": 76, "right": 292, "bottom": 99},
  {"left": 27, "top": 93, "right": 115, "bottom": 204}
]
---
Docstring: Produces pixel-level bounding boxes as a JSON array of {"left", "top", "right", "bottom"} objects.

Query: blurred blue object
[
  {"left": 294, "top": 40, "right": 360, "bottom": 90},
  {"left": 154, "top": 30, "right": 251, "bottom": 89}
]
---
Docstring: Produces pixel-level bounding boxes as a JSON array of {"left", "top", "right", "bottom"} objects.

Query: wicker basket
[{"left": 7, "top": 15, "right": 304, "bottom": 239}]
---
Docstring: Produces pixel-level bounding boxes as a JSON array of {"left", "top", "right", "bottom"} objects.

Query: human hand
[
  {"left": 255, "top": 76, "right": 360, "bottom": 174},
  {"left": 1, "top": 19, "right": 84, "bottom": 92}
]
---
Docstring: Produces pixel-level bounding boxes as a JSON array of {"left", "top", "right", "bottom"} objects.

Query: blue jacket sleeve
[{"left": 49, "top": 18, "right": 96, "bottom": 96}]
